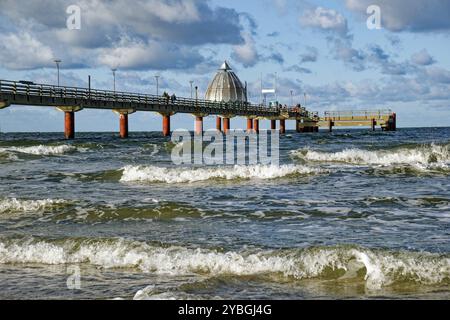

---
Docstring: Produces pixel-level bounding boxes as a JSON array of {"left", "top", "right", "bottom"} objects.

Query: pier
[{"left": 0, "top": 79, "right": 396, "bottom": 138}]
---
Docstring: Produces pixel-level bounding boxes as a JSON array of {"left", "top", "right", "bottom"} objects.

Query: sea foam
[
  {"left": 292, "top": 143, "right": 450, "bottom": 170},
  {"left": 0, "top": 198, "right": 67, "bottom": 215},
  {"left": 120, "top": 164, "right": 322, "bottom": 184},
  {"left": 0, "top": 236, "right": 448, "bottom": 290},
  {"left": 0, "top": 144, "right": 80, "bottom": 156}
]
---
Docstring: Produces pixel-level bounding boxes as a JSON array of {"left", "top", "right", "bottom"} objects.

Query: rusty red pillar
[
  {"left": 271, "top": 120, "right": 276, "bottom": 130},
  {"left": 119, "top": 113, "right": 128, "bottom": 138},
  {"left": 253, "top": 119, "right": 260, "bottom": 134},
  {"left": 64, "top": 111, "right": 75, "bottom": 139},
  {"left": 371, "top": 118, "right": 376, "bottom": 131},
  {"left": 247, "top": 118, "right": 253, "bottom": 132},
  {"left": 195, "top": 116, "right": 203, "bottom": 135},
  {"left": 216, "top": 117, "right": 222, "bottom": 132},
  {"left": 279, "top": 119, "right": 286, "bottom": 134},
  {"left": 392, "top": 113, "right": 397, "bottom": 131},
  {"left": 223, "top": 118, "right": 230, "bottom": 134},
  {"left": 162, "top": 115, "right": 171, "bottom": 137}
]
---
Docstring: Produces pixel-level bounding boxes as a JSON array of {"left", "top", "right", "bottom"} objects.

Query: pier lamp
[
  {"left": 111, "top": 68, "right": 117, "bottom": 93},
  {"left": 189, "top": 80, "right": 194, "bottom": 99},
  {"left": 155, "top": 75, "right": 160, "bottom": 96},
  {"left": 54, "top": 59, "right": 62, "bottom": 86}
]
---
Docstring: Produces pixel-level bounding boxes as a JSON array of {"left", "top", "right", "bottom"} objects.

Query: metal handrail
[{"left": 0, "top": 79, "right": 282, "bottom": 114}]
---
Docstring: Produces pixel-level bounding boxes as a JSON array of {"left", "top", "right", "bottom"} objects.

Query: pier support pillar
[
  {"left": 247, "top": 118, "right": 253, "bottom": 133},
  {"left": 216, "top": 117, "right": 222, "bottom": 132},
  {"left": 371, "top": 119, "right": 376, "bottom": 131},
  {"left": 296, "top": 120, "right": 301, "bottom": 133},
  {"left": 57, "top": 106, "right": 82, "bottom": 140},
  {"left": 271, "top": 120, "right": 276, "bottom": 130},
  {"left": 253, "top": 119, "right": 260, "bottom": 134},
  {"left": 223, "top": 118, "right": 230, "bottom": 134},
  {"left": 389, "top": 113, "right": 397, "bottom": 131},
  {"left": 162, "top": 114, "right": 171, "bottom": 137},
  {"left": 114, "top": 109, "right": 135, "bottom": 139},
  {"left": 64, "top": 111, "right": 75, "bottom": 140},
  {"left": 328, "top": 120, "right": 334, "bottom": 133},
  {"left": 195, "top": 116, "right": 203, "bottom": 135},
  {"left": 280, "top": 119, "right": 286, "bottom": 134},
  {"left": 119, "top": 114, "right": 128, "bottom": 139}
]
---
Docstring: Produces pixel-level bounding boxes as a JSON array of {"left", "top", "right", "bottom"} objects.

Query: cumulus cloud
[
  {"left": 331, "top": 38, "right": 366, "bottom": 71},
  {"left": 0, "top": 0, "right": 249, "bottom": 70},
  {"left": 0, "top": 33, "right": 54, "bottom": 70},
  {"left": 345, "top": 0, "right": 450, "bottom": 32},
  {"left": 411, "top": 49, "right": 436, "bottom": 66},
  {"left": 97, "top": 37, "right": 204, "bottom": 70},
  {"left": 300, "top": 6, "right": 349, "bottom": 37},
  {"left": 232, "top": 32, "right": 260, "bottom": 67}
]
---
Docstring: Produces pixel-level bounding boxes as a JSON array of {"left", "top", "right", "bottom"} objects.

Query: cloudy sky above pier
[{"left": 0, "top": 0, "right": 450, "bottom": 131}]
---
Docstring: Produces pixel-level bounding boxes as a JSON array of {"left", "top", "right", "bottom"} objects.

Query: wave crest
[
  {"left": 120, "top": 164, "right": 322, "bottom": 184},
  {"left": 0, "top": 144, "right": 82, "bottom": 156},
  {"left": 0, "top": 198, "right": 67, "bottom": 214},
  {"left": 292, "top": 143, "right": 450, "bottom": 171},
  {"left": 0, "top": 236, "right": 448, "bottom": 290}
]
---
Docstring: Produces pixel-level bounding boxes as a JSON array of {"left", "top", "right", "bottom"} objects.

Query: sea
[{"left": 0, "top": 127, "right": 449, "bottom": 300}]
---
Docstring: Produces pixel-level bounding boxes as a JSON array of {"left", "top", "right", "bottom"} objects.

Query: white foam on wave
[
  {"left": 0, "top": 144, "right": 81, "bottom": 156},
  {"left": 0, "top": 237, "right": 448, "bottom": 290},
  {"left": 120, "top": 164, "right": 322, "bottom": 184},
  {"left": 292, "top": 144, "right": 450, "bottom": 170},
  {"left": 0, "top": 198, "right": 67, "bottom": 215}
]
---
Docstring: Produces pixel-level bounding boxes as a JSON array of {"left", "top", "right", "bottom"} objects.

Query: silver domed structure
[{"left": 205, "top": 61, "right": 247, "bottom": 103}]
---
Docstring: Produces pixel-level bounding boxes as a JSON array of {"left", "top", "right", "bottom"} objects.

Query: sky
[{"left": 0, "top": 0, "right": 450, "bottom": 132}]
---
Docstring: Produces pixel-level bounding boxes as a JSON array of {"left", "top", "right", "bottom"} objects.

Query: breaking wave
[
  {"left": 292, "top": 143, "right": 450, "bottom": 171},
  {"left": 120, "top": 164, "right": 323, "bottom": 184},
  {"left": 0, "top": 198, "right": 67, "bottom": 217},
  {"left": 0, "top": 236, "right": 448, "bottom": 290},
  {"left": 0, "top": 144, "right": 82, "bottom": 156}
]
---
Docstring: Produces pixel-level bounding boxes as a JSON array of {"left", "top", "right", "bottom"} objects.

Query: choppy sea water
[{"left": 0, "top": 127, "right": 449, "bottom": 300}]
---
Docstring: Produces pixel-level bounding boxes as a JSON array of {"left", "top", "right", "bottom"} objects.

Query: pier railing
[
  {"left": 0, "top": 79, "right": 283, "bottom": 116},
  {"left": 323, "top": 109, "right": 392, "bottom": 121}
]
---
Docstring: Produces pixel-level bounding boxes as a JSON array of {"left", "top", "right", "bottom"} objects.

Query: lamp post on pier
[{"left": 54, "top": 59, "right": 62, "bottom": 86}]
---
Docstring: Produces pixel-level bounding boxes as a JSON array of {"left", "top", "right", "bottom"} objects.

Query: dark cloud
[
  {"left": 0, "top": 0, "right": 251, "bottom": 70},
  {"left": 267, "top": 52, "right": 284, "bottom": 64},
  {"left": 345, "top": 0, "right": 450, "bottom": 33},
  {"left": 411, "top": 49, "right": 436, "bottom": 66},
  {"left": 284, "top": 65, "right": 312, "bottom": 74},
  {"left": 267, "top": 32, "right": 280, "bottom": 37},
  {"left": 300, "top": 46, "right": 319, "bottom": 63}
]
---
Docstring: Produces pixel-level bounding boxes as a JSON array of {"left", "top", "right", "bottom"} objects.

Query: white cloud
[
  {"left": 300, "top": 6, "right": 348, "bottom": 36},
  {"left": 97, "top": 37, "right": 203, "bottom": 70},
  {"left": 232, "top": 32, "right": 259, "bottom": 67},
  {"left": 0, "top": 33, "right": 54, "bottom": 70}
]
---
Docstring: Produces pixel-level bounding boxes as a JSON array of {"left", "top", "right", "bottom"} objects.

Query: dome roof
[{"left": 205, "top": 61, "right": 247, "bottom": 103}]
